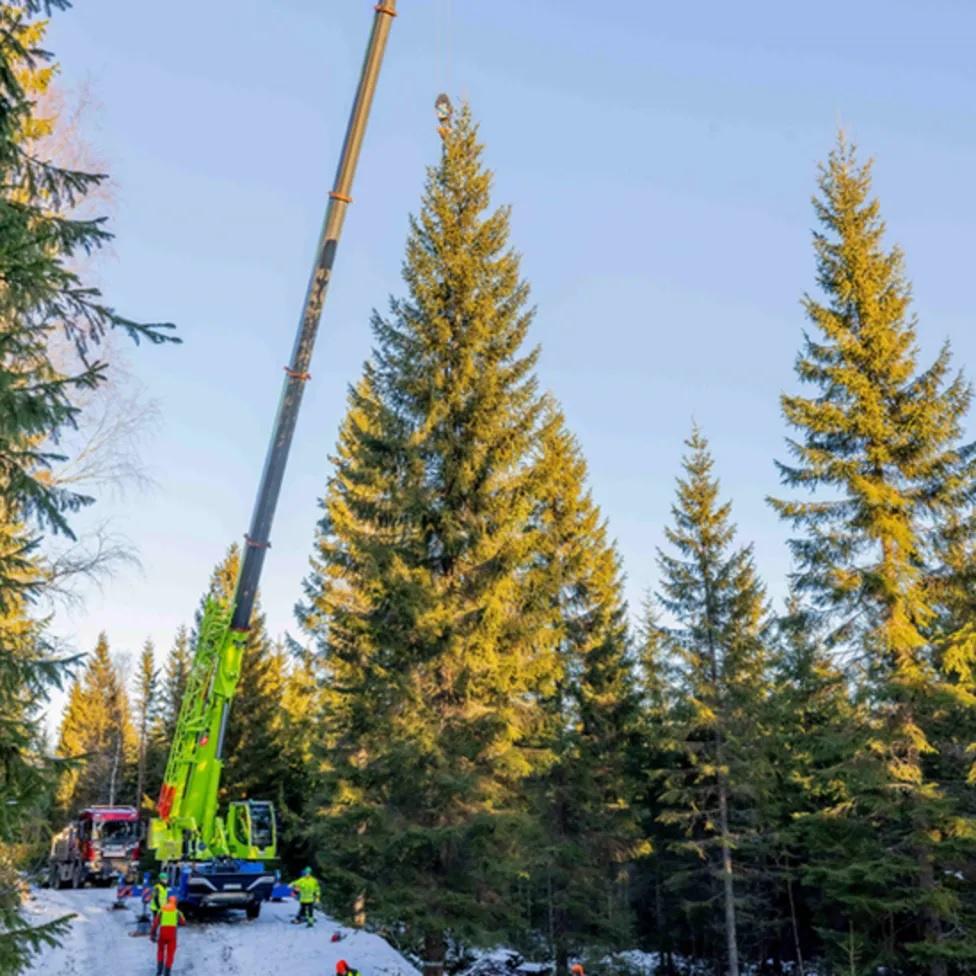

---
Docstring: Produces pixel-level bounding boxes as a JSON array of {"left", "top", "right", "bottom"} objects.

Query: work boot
[
  {"left": 155, "top": 963, "right": 163, "bottom": 976},
  {"left": 164, "top": 969, "right": 172, "bottom": 976}
]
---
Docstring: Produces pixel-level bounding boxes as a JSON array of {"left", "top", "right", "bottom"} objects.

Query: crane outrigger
[{"left": 148, "top": 1, "right": 397, "bottom": 917}]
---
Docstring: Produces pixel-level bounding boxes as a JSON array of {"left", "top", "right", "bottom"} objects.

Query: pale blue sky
[{"left": 44, "top": 1, "right": 976, "bottom": 700}]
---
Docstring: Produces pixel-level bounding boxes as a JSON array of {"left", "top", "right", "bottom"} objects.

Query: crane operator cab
[{"left": 226, "top": 801, "right": 276, "bottom": 860}]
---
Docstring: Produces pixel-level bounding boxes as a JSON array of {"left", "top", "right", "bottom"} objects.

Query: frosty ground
[{"left": 23, "top": 886, "right": 421, "bottom": 976}]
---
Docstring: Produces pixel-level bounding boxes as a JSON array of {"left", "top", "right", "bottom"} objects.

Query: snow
[
  {"left": 22, "top": 886, "right": 422, "bottom": 976},
  {"left": 606, "top": 950, "right": 661, "bottom": 975}
]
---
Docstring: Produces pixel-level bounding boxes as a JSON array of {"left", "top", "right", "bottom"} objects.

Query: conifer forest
[{"left": 2, "top": 3, "right": 975, "bottom": 976}]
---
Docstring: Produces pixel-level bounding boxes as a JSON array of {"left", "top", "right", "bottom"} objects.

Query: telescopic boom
[
  {"left": 233, "top": 0, "right": 397, "bottom": 634},
  {"left": 151, "top": 2, "right": 397, "bottom": 877}
]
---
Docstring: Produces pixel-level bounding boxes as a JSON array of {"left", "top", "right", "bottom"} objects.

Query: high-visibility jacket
[
  {"left": 150, "top": 883, "right": 168, "bottom": 913},
  {"left": 159, "top": 905, "right": 185, "bottom": 928},
  {"left": 289, "top": 876, "right": 321, "bottom": 904}
]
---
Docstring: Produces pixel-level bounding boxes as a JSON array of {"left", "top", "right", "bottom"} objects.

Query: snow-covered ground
[{"left": 22, "top": 886, "right": 422, "bottom": 976}]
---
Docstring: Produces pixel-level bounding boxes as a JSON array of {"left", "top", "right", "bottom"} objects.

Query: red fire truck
[{"left": 48, "top": 806, "right": 142, "bottom": 888}]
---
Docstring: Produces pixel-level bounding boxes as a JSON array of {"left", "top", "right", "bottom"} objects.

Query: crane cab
[{"left": 226, "top": 800, "right": 276, "bottom": 860}]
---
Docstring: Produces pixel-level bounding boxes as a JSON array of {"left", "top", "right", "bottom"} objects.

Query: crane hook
[{"left": 435, "top": 92, "right": 453, "bottom": 140}]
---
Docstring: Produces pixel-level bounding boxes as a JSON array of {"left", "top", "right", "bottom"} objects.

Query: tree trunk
[
  {"left": 785, "top": 871, "right": 805, "bottom": 976},
  {"left": 108, "top": 733, "right": 122, "bottom": 806},
  {"left": 555, "top": 938, "right": 569, "bottom": 976},
  {"left": 423, "top": 930, "right": 446, "bottom": 976},
  {"left": 135, "top": 732, "right": 146, "bottom": 811},
  {"left": 353, "top": 891, "right": 366, "bottom": 928},
  {"left": 717, "top": 775, "right": 740, "bottom": 976},
  {"left": 917, "top": 847, "right": 947, "bottom": 976}
]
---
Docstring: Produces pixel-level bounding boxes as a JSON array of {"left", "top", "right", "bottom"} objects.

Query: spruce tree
[
  {"left": 146, "top": 625, "right": 192, "bottom": 803},
  {"left": 273, "top": 642, "right": 319, "bottom": 872},
  {"left": 656, "top": 428, "right": 770, "bottom": 976},
  {"left": 55, "top": 633, "right": 136, "bottom": 812},
  {"left": 631, "top": 600, "right": 685, "bottom": 970},
  {"left": 300, "top": 106, "right": 576, "bottom": 970},
  {"left": 770, "top": 137, "right": 976, "bottom": 974},
  {"left": 761, "top": 602, "right": 862, "bottom": 972},
  {"left": 525, "top": 416, "right": 644, "bottom": 971},
  {"left": 159, "top": 626, "right": 191, "bottom": 739},
  {"left": 0, "top": 5, "right": 173, "bottom": 971},
  {"left": 133, "top": 639, "right": 159, "bottom": 812},
  {"left": 0, "top": 1, "right": 174, "bottom": 600}
]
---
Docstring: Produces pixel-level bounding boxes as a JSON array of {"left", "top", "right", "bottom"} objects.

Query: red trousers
[{"left": 157, "top": 927, "right": 178, "bottom": 967}]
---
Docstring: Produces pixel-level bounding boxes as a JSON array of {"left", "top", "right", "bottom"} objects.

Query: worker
[
  {"left": 155, "top": 895, "right": 185, "bottom": 976},
  {"left": 337, "top": 960, "right": 362, "bottom": 976},
  {"left": 149, "top": 874, "right": 169, "bottom": 943},
  {"left": 288, "top": 866, "right": 321, "bottom": 927}
]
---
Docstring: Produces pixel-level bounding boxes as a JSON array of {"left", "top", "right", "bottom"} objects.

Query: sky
[{"left": 41, "top": 1, "right": 976, "bottom": 712}]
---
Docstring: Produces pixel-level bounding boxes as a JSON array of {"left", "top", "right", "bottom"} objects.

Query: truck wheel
[
  {"left": 245, "top": 901, "right": 261, "bottom": 920},
  {"left": 71, "top": 863, "right": 83, "bottom": 889}
]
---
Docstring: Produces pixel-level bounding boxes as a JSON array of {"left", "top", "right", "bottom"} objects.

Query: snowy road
[{"left": 23, "top": 887, "right": 421, "bottom": 976}]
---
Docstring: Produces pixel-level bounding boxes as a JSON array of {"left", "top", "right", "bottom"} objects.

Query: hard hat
[
  {"left": 166, "top": 896, "right": 178, "bottom": 908},
  {"left": 337, "top": 961, "right": 349, "bottom": 975},
  {"left": 570, "top": 966, "right": 585, "bottom": 976},
  {"left": 303, "top": 866, "right": 312, "bottom": 876}
]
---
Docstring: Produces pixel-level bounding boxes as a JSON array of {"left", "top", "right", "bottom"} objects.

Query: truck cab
[{"left": 49, "top": 806, "right": 142, "bottom": 888}]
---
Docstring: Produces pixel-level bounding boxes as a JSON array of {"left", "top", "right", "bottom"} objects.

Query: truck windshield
[{"left": 96, "top": 821, "right": 137, "bottom": 842}]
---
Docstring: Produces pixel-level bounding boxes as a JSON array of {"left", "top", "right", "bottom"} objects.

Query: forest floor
[{"left": 22, "top": 885, "right": 420, "bottom": 976}]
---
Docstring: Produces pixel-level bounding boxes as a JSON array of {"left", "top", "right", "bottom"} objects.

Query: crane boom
[{"left": 149, "top": 2, "right": 397, "bottom": 909}]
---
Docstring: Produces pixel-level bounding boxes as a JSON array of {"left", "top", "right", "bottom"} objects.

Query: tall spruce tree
[
  {"left": 525, "top": 417, "right": 645, "bottom": 971},
  {"left": 656, "top": 428, "right": 770, "bottom": 976},
  {"left": 55, "top": 633, "right": 136, "bottom": 812},
  {"left": 299, "top": 106, "right": 593, "bottom": 971},
  {"left": 770, "top": 138, "right": 976, "bottom": 974},
  {"left": 0, "top": 4, "right": 173, "bottom": 971}
]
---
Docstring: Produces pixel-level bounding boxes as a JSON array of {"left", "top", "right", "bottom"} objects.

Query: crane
[{"left": 148, "top": 0, "right": 398, "bottom": 918}]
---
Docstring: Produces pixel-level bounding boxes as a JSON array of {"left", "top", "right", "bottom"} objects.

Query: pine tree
[
  {"left": 656, "top": 428, "right": 770, "bottom": 976},
  {"left": 770, "top": 137, "right": 976, "bottom": 974},
  {"left": 133, "top": 639, "right": 159, "bottom": 812},
  {"left": 299, "top": 106, "right": 574, "bottom": 972},
  {"left": 525, "top": 417, "right": 645, "bottom": 971},
  {"left": 55, "top": 633, "right": 136, "bottom": 812}
]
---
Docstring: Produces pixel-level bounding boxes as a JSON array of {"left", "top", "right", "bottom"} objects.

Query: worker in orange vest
[{"left": 155, "top": 895, "right": 186, "bottom": 976}]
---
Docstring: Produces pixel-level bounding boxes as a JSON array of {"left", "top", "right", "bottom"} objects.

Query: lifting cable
[{"left": 435, "top": 0, "right": 457, "bottom": 141}]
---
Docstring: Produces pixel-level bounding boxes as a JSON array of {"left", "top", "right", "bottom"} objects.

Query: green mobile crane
[{"left": 148, "top": 1, "right": 397, "bottom": 917}]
